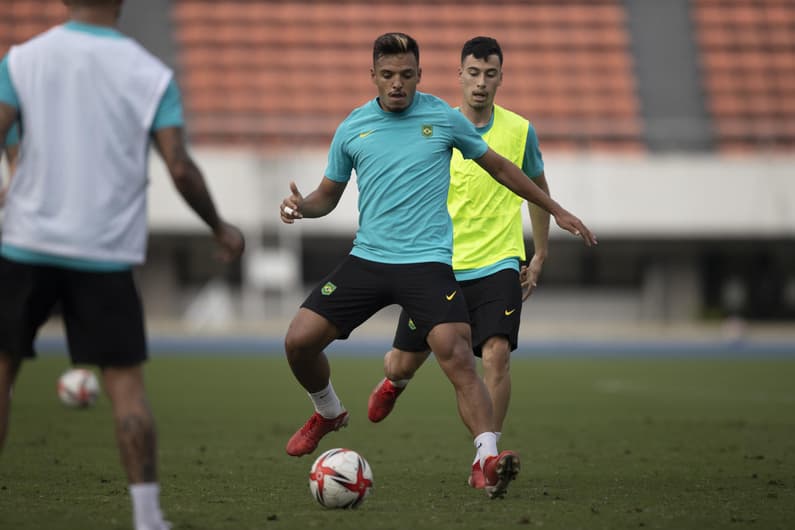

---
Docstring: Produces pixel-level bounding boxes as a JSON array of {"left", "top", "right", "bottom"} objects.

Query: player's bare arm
[
  {"left": 5, "top": 144, "right": 18, "bottom": 167},
  {"left": 0, "top": 103, "right": 18, "bottom": 206},
  {"left": 0, "top": 103, "right": 17, "bottom": 165},
  {"left": 280, "top": 177, "right": 347, "bottom": 223},
  {"left": 153, "top": 126, "right": 245, "bottom": 263},
  {"left": 475, "top": 148, "right": 597, "bottom": 247},
  {"left": 523, "top": 171, "right": 551, "bottom": 300},
  {"left": 0, "top": 146, "right": 18, "bottom": 206},
  {"left": 0, "top": 103, "right": 16, "bottom": 142}
]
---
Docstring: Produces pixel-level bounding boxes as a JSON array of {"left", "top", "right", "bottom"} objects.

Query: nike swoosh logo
[
  {"left": 445, "top": 291, "right": 457, "bottom": 301},
  {"left": 359, "top": 130, "right": 375, "bottom": 138},
  {"left": 504, "top": 309, "right": 516, "bottom": 316}
]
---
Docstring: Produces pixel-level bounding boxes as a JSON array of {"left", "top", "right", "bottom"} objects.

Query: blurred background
[{"left": 2, "top": 0, "right": 794, "bottom": 348}]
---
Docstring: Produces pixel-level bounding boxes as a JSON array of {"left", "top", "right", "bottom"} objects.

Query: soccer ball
[
  {"left": 309, "top": 448, "right": 373, "bottom": 509},
  {"left": 57, "top": 368, "right": 100, "bottom": 407}
]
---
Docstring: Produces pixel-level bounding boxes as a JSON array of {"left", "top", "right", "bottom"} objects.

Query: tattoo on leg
[
  {"left": 0, "top": 356, "right": 22, "bottom": 451},
  {"left": 116, "top": 402, "right": 158, "bottom": 483}
]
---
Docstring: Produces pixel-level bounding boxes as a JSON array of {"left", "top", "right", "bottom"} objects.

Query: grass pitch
[{"left": 1, "top": 354, "right": 794, "bottom": 530}]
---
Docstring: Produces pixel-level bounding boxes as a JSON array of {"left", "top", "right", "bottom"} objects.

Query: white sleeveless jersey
[{"left": 4, "top": 26, "right": 172, "bottom": 264}]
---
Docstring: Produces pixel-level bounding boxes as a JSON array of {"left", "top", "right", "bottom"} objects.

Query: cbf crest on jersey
[
  {"left": 421, "top": 124, "right": 433, "bottom": 137},
  {"left": 321, "top": 282, "right": 337, "bottom": 296}
]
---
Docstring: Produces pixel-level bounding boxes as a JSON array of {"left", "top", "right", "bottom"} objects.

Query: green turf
[{"left": 1, "top": 355, "right": 794, "bottom": 530}]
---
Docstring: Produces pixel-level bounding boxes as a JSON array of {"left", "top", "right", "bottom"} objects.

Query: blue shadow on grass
[{"left": 35, "top": 334, "right": 795, "bottom": 358}]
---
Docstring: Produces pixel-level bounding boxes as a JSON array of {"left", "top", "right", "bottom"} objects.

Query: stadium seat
[
  {"left": 1, "top": 1, "right": 66, "bottom": 49},
  {"left": 0, "top": 1, "right": 647, "bottom": 154},
  {"left": 693, "top": 0, "right": 795, "bottom": 151},
  {"left": 171, "top": 0, "right": 644, "bottom": 152}
]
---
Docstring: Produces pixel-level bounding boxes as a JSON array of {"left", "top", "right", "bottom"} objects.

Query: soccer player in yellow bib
[{"left": 367, "top": 36, "right": 553, "bottom": 489}]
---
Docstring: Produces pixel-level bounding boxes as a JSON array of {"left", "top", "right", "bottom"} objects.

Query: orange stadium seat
[
  {"left": 693, "top": 0, "right": 795, "bottom": 151},
  {"left": 0, "top": 2, "right": 67, "bottom": 59},
  {"left": 1, "top": 1, "right": 644, "bottom": 154},
  {"left": 170, "top": 0, "right": 644, "bottom": 152}
]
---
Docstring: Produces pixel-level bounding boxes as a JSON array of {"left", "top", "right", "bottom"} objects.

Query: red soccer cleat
[
  {"left": 483, "top": 450, "right": 520, "bottom": 499},
  {"left": 367, "top": 378, "right": 405, "bottom": 422},
  {"left": 286, "top": 411, "right": 349, "bottom": 456},
  {"left": 467, "top": 460, "right": 486, "bottom": 489}
]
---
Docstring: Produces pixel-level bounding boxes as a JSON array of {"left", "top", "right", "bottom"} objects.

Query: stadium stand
[
  {"left": 3, "top": 1, "right": 795, "bottom": 324},
  {"left": 692, "top": 0, "right": 795, "bottom": 152},
  {"left": 0, "top": 1, "right": 67, "bottom": 51},
  {"left": 171, "top": 1, "right": 644, "bottom": 152},
  {"left": 4, "top": 1, "right": 795, "bottom": 154}
]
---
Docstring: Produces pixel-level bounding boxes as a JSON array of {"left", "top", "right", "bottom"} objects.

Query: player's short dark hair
[
  {"left": 373, "top": 33, "right": 420, "bottom": 65},
  {"left": 461, "top": 36, "right": 503, "bottom": 66}
]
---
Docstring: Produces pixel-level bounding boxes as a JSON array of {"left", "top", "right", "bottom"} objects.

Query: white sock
[
  {"left": 130, "top": 483, "right": 165, "bottom": 530},
  {"left": 388, "top": 378, "right": 410, "bottom": 388},
  {"left": 309, "top": 381, "right": 345, "bottom": 418},
  {"left": 472, "top": 431, "right": 502, "bottom": 465},
  {"left": 474, "top": 432, "right": 498, "bottom": 468}
]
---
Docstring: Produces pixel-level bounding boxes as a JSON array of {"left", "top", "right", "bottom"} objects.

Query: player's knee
[
  {"left": 385, "top": 349, "right": 426, "bottom": 380},
  {"left": 441, "top": 343, "right": 478, "bottom": 376},
  {"left": 284, "top": 333, "right": 303, "bottom": 362},
  {"left": 284, "top": 310, "right": 336, "bottom": 362},
  {"left": 284, "top": 317, "right": 309, "bottom": 356},
  {"left": 101, "top": 365, "right": 145, "bottom": 403},
  {"left": 284, "top": 329, "right": 321, "bottom": 364},
  {"left": 482, "top": 337, "right": 511, "bottom": 370}
]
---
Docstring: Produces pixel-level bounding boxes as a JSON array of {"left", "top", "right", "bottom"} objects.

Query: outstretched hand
[
  {"left": 554, "top": 210, "right": 597, "bottom": 247},
  {"left": 213, "top": 221, "right": 246, "bottom": 263},
  {"left": 280, "top": 181, "right": 304, "bottom": 224}
]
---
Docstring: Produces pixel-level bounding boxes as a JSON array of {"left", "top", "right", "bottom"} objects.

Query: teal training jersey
[{"left": 325, "top": 92, "right": 488, "bottom": 265}]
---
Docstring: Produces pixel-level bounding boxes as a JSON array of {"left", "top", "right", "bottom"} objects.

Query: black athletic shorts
[
  {"left": 393, "top": 268, "right": 522, "bottom": 357},
  {"left": 0, "top": 256, "right": 147, "bottom": 366},
  {"left": 301, "top": 255, "right": 469, "bottom": 340}
]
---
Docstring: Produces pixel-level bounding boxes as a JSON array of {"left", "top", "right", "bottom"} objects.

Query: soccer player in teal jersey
[
  {"left": 279, "top": 32, "right": 596, "bottom": 499},
  {"left": 0, "top": 2, "right": 245, "bottom": 529},
  {"left": 368, "top": 36, "right": 552, "bottom": 489}
]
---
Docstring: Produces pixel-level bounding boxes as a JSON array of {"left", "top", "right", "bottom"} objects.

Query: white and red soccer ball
[
  {"left": 57, "top": 368, "right": 100, "bottom": 407},
  {"left": 309, "top": 448, "right": 373, "bottom": 509}
]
